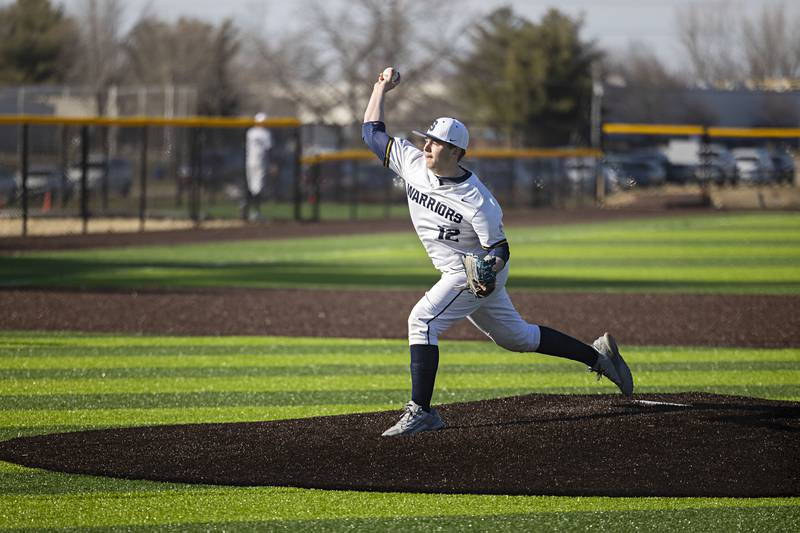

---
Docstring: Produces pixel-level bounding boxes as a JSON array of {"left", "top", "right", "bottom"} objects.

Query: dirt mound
[{"left": 1, "top": 392, "right": 797, "bottom": 497}]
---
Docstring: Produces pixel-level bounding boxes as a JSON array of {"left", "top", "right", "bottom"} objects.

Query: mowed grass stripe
[
  {"left": 2, "top": 212, "right": 799, "bottom": 294},
  {"left": 0, "top": 336, "right": 797, "bottom": 366},
  {"left": 58, "top": 508, "right": 799, "bottom": 533},
  {"left": 3, "top": 368, "right": 799, "bottom": 395},
  {"left": 0, "top": 404, "right": 399, "bottom": 428},
  {"left": 1, "top": 486, "right": 796, "bottom": 529},
  {"left": 3, "top": 359, "right": 799, "bottom": 380},
  {"left": 3, "top": 383, "right": 799, "bottom": 414},
  {"left": 0, "top": 385, "right": 800, "bottom": 422}
]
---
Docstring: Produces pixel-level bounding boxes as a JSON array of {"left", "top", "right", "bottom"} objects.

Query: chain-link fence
[
  {"left": 12, "top": 112, "right": 797, "bottom": 237},
  {"left": 0, "top": 113, "right": 613, "bottom": 236},
  {"left": 298, "top": 147, "right": 606, "bottom": 223},
  {"left": 0, "top": 116, "right": 302, "bottom": 236}
]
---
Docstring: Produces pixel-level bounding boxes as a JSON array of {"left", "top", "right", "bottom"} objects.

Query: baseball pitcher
[{"left": 362, "top": 67, "right": 634, "bottom": 436}]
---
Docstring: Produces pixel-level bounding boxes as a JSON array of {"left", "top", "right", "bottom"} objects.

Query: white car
[
  {"left": 732, "top": 148, "right": 775, "bottom": 184},
  {"left": 13, "top": 165, "right": 66, "bottom": 198},
  {"left": 67, "top": 157, "right": 133, "bottom": 197}
]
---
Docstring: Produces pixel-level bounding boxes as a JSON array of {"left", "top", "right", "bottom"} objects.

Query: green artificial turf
[
  {"left": 2, "top": 212, "right": 799, "bottom": 293},
  {"left": 0, "top": 332, "right": 798, "bottom": 530}
]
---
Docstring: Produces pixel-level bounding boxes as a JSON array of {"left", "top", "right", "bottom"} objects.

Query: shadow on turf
[{"left": 0, "top": 392, "right": 797, "bottom": 498}]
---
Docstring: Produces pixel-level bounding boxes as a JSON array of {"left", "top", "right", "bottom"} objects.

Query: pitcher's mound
[{"left": 1, "top": 393, "right": 798, "bottom": 497}]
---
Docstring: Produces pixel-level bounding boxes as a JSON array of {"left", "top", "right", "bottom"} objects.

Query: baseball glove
[{"left": 462, "top": 253, "right": 497, "bottom": 298}]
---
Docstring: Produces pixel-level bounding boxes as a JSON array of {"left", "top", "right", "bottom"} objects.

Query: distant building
[{"left": 603, "top": 86, "right": 800, "bottom": 129}]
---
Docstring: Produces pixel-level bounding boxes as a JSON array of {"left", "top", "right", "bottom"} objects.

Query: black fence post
[
  {"left": 349, "top": 160, "right": 358, "bottom": 221},
  {"left": 59, "top": 124, "right": 69, "bottom": 208},
  {"left": 595, "top": 127, "right": 606, "bottom": 206},
  {"left": 80, "top": 125, "right": 90, "bottom": 234},
  {"left": 187, "top": 128, "right": 196, "bottom": 222},
  {"left": 312, "top": 162, "right": 321, "bottom": 222},
  {"left": 101, "top": 126, "right": 110, "bottom": 213},
  {"left": 507, "top": 158, "right": 516, "bottom": 209},
  {"left": 293, "top": 125, "right": 303, "bottom": 222},
  {"left": 19, "top": 123, "right": 29, "bottom": 237},
  {"left": 139, "top": 125, "right": 148, "bottom": 232},
  {"left": 190, "top": 128, "right": 203, "bottom": 226}
]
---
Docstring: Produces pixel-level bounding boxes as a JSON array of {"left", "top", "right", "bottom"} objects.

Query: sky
[{"left": 47, "top": 0, "right": 797, "bottom": 71}]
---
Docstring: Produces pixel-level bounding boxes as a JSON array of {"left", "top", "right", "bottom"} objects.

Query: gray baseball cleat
[
  {"left": 591, "top": 333, "right": 634, "bottom": 397},
  {"left": 381, "top": 400, "right": 445, "bottom": 436}
]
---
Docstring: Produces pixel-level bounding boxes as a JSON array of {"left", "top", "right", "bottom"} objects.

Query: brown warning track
[
  {"left": 1, "top": 393, "right": 798, "bottom": 497},
  {"left": 2, "top": 288, "right": 798, "bottom": 348}
]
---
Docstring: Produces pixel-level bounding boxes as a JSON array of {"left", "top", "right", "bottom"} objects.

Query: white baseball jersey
[
  {"left": 246, "top": 126, "right": 272, "bottom": 166},
  {"left": 246, "top": 126, "right": 273, "bottom": 195},
  {"left": 387, "top": 137, "right": 507, "bottom": 273}
]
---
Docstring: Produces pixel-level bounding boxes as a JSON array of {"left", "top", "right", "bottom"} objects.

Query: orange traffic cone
[{"left": 42, "top": 191, "right": 52, "bottom": 212}]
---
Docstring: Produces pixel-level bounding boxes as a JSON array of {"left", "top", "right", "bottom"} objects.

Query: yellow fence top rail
[
  {"left": 302, "top": 147, "right": 602, "bottom": 165},
  {"left": 0, "top": 114, "right": 301, "bottom": 128},
  {"left": 707, "top": 127, "right": 800, "bottom": 138},
  {"left": 603, "top": 123, "right": 705, "bottom": 136},
  {"left": 470, "top": 147, "right": 602, "bottom": 159},
  {"left": 605, "top": 122, "right": 800, "bottom": 139}
]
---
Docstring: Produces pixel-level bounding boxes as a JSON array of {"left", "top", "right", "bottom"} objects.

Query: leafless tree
[
  {"left": 741, "top": 2, "right": 800, "bottom": 81},
  {"left": 124, "top": 16, "right": 241, "bottom": 115},
  {"left": 246, "top": 0, "right": 469, "bottom": 145},
  {"left": 675, "top": 1, "right": 743, "bottom": 87},
  {"left": 676, "top": 1, "right": 800, "bottom": 87},
  {"left": 600, "top": 44, "right": 688, "bottom": 124},
  {"left": 605, "top": 43, "right": 685, "bottom": 90},
  {"left": 69, "top": 0, "right": 126, "bottom": 114}
]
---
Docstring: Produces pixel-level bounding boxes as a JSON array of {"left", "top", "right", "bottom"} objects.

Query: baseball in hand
[{"left": 381, "top": 67, "right": 401, "bottom": 85}]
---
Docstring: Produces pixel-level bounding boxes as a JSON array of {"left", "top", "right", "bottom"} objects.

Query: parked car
[
  {"left": 14, "top": 165, "right": 67, "bottom": 198},
  {"left": 604, "top": 154, "right": 666, "bottom": 188},
  {"left": 67, "top": 157, "right": 133, "bottom": 197},
  {"left": 697, "top": 145, "right": 739, "bottom": 186},
  {"left": 665, "top": 162, "right": 698, "bottom": 184},
  {"left": 770, "top": 150, "right": 795, "bottom": 184},
  {"left": 732, "top": 148, "right": 775, "bottom": 184},
  {"left": 0, "top": 166, "right": 16, "bottom": 206}
]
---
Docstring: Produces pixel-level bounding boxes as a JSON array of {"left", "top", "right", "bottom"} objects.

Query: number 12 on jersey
[{"left": 437, "top": 226, "right": 460, "bottom": 242}]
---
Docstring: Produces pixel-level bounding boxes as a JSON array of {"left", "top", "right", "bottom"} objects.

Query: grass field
[
  {"left": 1, "top": 212, "right": 799, "bottom": 293},
  {"left": 2, "top": 211, "right": 799, "bottom": 530},
  {"left": 1, "top": 332, "right": 799, "bottom": 530}
]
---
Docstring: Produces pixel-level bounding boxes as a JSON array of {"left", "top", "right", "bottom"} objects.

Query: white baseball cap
[
  {"left": 254, "top": 112, "right": 267, "bottom": 122},
  {"left": 412, "top": 117, "right": 469, "bottom": 150}
]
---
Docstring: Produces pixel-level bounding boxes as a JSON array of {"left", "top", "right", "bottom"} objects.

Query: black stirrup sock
[
  {"left": 536, "top": 326, "right": 598, "bottom": 367},
  {"left": 410, "top": 344, "right": 439, "bottom": 411}
]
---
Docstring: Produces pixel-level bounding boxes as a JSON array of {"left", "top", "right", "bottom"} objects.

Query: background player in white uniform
[
  {"left": 244, "top": 112, "right": 273, "bottom": 220},
  {"left": 363, "top": 67, "right": 634, "bottom": 437}
]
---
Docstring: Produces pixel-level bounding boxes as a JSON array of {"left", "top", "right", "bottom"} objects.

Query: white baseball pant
[{"left": 408, "top": 263, "right": 542, "bottom": 351}]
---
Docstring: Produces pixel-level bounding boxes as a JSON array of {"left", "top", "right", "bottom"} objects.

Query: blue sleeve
[
  {"left": 362, "top": 121, "right": 394, "bottom": 167},
  {"left": 486, "top": 241, "right": 510, "bottom": 265}
]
